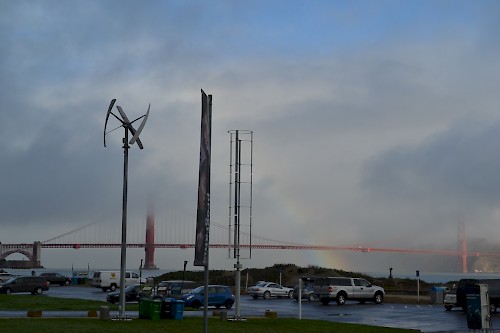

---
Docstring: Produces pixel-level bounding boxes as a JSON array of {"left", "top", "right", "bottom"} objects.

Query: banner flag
[{"left": 194, "top": 89, "right": 212, "bottom": 267}]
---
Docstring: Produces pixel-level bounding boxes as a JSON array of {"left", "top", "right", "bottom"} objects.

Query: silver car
[
  {"left": 444, "top": 289, "right": 458, "bottom": 311},
  {"left": 247, "top": 282, "right": 293, "bottom": 299}
]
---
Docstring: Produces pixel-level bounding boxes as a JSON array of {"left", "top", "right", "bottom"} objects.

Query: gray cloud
[{"left": 1, "top": 1, "right": 500, "bottom": 272}]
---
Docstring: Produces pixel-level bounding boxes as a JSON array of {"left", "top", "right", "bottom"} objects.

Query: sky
[{"left": 2, "top": 0, "right": 500, "bottom": 275}]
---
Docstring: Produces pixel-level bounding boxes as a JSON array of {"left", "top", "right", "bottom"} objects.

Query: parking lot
[{"left": 16, "top": 285, "right": 492, "bottom": 332}]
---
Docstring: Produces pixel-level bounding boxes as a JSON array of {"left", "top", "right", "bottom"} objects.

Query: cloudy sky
[{"left": 2, "top": 0, "right": 500, "bottom": 274}]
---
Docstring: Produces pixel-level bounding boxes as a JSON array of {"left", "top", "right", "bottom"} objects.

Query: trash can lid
[{"left": 431, "top": 286, "right": 447, "bottom": 291}]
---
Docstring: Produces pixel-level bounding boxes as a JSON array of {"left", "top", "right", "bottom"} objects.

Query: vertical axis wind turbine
[{"left": 104, "top": 98, "right": 150, "bottom": 319}]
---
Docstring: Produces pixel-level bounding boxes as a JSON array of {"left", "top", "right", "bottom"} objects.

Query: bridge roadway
[
  {"left": 41, "top": 242, "right": 470, "bottom": 256},
  {"left": 0, "top": 285, "right": 489, "bottom": 332}
]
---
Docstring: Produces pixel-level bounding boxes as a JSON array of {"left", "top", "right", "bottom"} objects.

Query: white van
[{"left": 91, "top": 271, "right": 143, "bottom": 292}]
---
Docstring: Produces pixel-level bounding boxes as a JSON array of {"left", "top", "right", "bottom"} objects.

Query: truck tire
[
  {"left": 374, "top": 292, "right": 384, "bottom": 304},
  {"left": 336, "top": 292, "right": 347, "bottom": 305},
  {"left": 110, "top": 284, "right": 117, "bottom": 292}
]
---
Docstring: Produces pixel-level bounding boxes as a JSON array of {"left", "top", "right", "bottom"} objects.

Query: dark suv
[
  {"left": 0, "top": 276, "right": 50, "bottom": 294},
  {"left": 39, "top": 272, "right": 71, "bottom": 286}
]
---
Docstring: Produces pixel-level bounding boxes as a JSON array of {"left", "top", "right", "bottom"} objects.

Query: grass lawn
[
  {"left": 0, "top": 294, "right": 136, "bottom": 311},
  {"left": 0, "top": 317, "right": 418, "bottom": 333}
]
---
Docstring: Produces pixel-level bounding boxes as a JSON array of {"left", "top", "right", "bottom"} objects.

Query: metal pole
[
  {"left": 234, "top": 131, "right": 242, "bottom": 319},
  {"left": 119, "top": 130, "right": 129, "bottom": 319},
  {"left": 203, "top": 257, "right": 209, "bottom": 333},
  {"left": 298, "top": 278, "right": 302, "bottom": 320},
  {"left": 417, "top": 277, "right": 420, "bottom": 303},
  {"left": 139, "top": 259, "right": 143, "bottom": 285},
  {"left": 182, "top": 260, "right": 188, "bottom": 295}
]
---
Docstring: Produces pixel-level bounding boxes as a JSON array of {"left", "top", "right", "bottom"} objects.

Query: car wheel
[
  {"left": 288, "top": 290, "right": 293, "bottom": 298},
  {"left": 224, "top": 300, "right": 233, "bottom": 309},
  {"left": 445, "top": 305, "right": 453, "bottom": 311},
  {"left": 35, "top": 287, "right": 43, "bottom": 295},
  {"left": 5, "top": 288, "right": 12, "bottom": 295},
  {"left": 320, "top": 298, "right": 330, "bottom": 305},
  {"left": 307, "top": 293, "right": 315, "bottom": 302},
  {"left": 252, "top": 295, "right": 258, "bottom": 299},
  {"left": 373, "top": 292, "right": 383, "bottom": 304},
  {"left": 263, "top": 291, "right": 271, "bottom": 299},
  {"left": 336, "top": 292, "right": 347, "bottom": 305},
  {"left": 64, "top": 280, "right": 70, "bottom": 286},
  {"left": 110, "top": 284, "right": 117, "bottom": 292}
]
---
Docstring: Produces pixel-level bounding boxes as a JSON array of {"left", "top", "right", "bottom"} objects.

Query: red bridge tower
[{"left": 144, "top": 212, "right": 157, "bottom": 270}]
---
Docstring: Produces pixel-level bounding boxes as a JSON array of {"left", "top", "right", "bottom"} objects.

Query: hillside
[{"left": 151, "top": 263, "right": 445, "bottom": 292}]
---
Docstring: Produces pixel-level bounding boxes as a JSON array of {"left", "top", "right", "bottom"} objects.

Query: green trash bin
[
  {"left": 139, "top": 298, "right": 152, "bottom": 319},
  {"left": 151, "top": 299, "right": 162, "bottom": 320},
  {"left": 170, "top": 299, "right": 184, "bottom": 320}
]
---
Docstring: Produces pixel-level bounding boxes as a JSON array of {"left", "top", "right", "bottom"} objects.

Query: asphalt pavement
[{"left": 1, "top": 285, "right": 496, "bottom": 333}]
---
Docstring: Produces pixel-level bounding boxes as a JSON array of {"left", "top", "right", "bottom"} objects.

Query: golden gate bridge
[{"left": 0, "top": 214, "right": 497, "bottom": 272}]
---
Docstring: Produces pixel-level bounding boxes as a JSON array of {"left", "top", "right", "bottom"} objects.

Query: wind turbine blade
[
  {"left": 104, "top": 98, "right": 116, "bottom": 147},
  {"left": 128, "top": 125, "right": 144, "bottom": 149},
  {"left": 116, "top": 105, "right": 131, "bottom": 124},
  {"left": 117, "top": 105, "right": 144, "bottom": 149},
  {"left": 129, "top": 104, "right": 150, "bottom": 147}
]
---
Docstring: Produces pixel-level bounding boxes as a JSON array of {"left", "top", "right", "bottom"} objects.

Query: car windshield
[
  {"left": 191, "top": 286, "right": 204, "bottom": 293},
  {"left": 125, "top": 285, "right": 138, "bottom": 291}
]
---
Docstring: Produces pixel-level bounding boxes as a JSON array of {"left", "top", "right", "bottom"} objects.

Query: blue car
[{"left": 182, "top": 285, "right": 234, "bottom": 309}]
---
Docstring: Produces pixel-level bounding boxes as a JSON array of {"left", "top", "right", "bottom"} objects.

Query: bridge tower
[
  {"left": 144, "top": 212, "right": 157, "bottom": 270},
  {"left": 458, "top": 222, "right": 467, "bottom": 273}
]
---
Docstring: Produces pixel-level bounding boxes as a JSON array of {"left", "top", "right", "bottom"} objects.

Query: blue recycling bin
[
  {"left": 430, "top": 286, "right": 447, "bottom": 304},
  {"left": 170, "top": 299, "right": 184, "bottom": 320}
]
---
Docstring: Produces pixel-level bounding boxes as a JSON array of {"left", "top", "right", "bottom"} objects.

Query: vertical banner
[{"left": 194, "top": 89, "right": 212, "bottom": 267}]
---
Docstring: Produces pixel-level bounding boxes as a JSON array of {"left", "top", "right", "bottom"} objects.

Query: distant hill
[{"left": 151, "top": 263, "right": 444, "bottom": 291}]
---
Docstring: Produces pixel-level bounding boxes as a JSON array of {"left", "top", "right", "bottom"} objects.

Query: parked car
[
  {"left": 182, "top": 285, "right": 234, "bottom": 309},
  {"left": 0, "top": 272, "right": 14, "bottom": 283},
  {"left": 106, "top": 284, "right": 142, "bottom": 304},
  {"left": 293, "top": 276, "right": 317, "bottom": 301},
  {"left": 153, "top": 280, "right": 197, "bottom": 299},
  {"left": 247, "top": 282, "right": 293, "bottom": 299},
  {"left": 314, "top": 277, "right": 384, "bottom": 305},
  {"left": 0, "top": 276, "right": 50, "bottom": 295},
  {"left": 444, "top": 289, "right": 458, "bottom": 311},
  {"left": 39, "top": 272, "right": 71, "bottom": 286}
]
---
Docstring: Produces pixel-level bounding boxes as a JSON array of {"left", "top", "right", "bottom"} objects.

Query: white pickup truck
[{"left": 314, "top": 277, "right": 385, "bottom": 305}]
